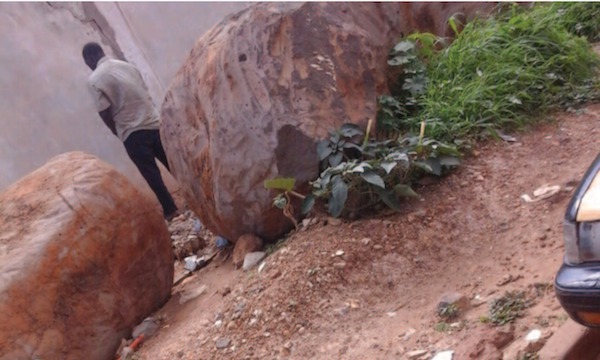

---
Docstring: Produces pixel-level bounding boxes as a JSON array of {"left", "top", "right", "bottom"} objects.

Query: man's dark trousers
[{"left": 124, "top": 129, "right": 178, "bottom": 217}]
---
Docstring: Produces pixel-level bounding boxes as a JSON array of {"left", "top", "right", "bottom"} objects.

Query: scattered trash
[
  {"left": 184, "top": 255, "right": 207, "bottom": 272},
  {"left": 431, "top": 350, "right": 454, "bottom": 360},
  {"left": 407, "top": 349, "right": 428, "bottom": 359},
  {"left": 132, "top": 317, "right": 159, "bottom": 339},
  {"left": 525, "top": 329, "right": 542, "bottom": 342},
  {"left": 193, "top": 219, "right": 203, "bottom": 233},
  {"left": 216, "top": 236, "right": 229, "bottom": 249},
  {"left": 243, "top": 251, "right": 266, "bottom": 271},
  {"left": 520, "top": 184, "right": 561, "bottom": 203},
  {"left": 497, "top": 130, "right": 517, "bottom": 142},
  {"left": 432, "top": 350, "right": 454, "bottom": 360}
]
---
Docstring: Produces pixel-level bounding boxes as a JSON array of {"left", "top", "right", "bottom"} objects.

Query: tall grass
[{"left": 387, "top": 3, "right": 600, "bottom": 142}]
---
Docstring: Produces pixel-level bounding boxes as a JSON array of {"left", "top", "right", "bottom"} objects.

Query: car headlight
[
  {"left": 565, "top": 220, "right": 600, "bottom": 265},
  {"left": 564, "top": 220, "right": 580, "bottom": 265},
  {"left": 579, "top": 221, "right": 600, "bottom": 263}
]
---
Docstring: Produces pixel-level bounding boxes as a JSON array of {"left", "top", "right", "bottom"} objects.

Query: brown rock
[
  {"left": 0, "top": 152, "right": 173, "bottom": 360},
  {"left": 454, "top": 324, "right": 515, "bottom": 359},
  {"left": 160, "top": 2, "right": 495, "bottom": 242},
  {"left": 232, "top": 234, "right": 264, "bottom": 268}
]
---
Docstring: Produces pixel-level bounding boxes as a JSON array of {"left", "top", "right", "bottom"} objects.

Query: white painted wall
[{"left": 0, "top": 2, "right": 249, "bottom": 192}]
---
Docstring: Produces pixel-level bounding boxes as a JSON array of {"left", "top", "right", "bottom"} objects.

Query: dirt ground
[{"left": 135, "top": 104, "right": 599, "bottom": 360}]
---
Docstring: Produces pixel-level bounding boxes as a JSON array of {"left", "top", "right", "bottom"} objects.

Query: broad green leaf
[
  {"left": 374, "top": 187, "right": 402, "bottom": 211},
  {"left": 350, "top": 161, "right": 372, "bottom": 173},
  {"left": 301, "top": 194, "right": 316, "bottom": 215},
  {"left": 361, "top": 172, "right": 385, "bottom": 188},
  {"left": 273, "top": 194, "right": 288, "bottom": 209},
  {"left": 394, "top": 184, "right": 420, "bottom": 198},
  {"left": 340, "top": 124, "right": 364, "bottom": 137},
  {"left": 380, "top": 161, "right": 398, "bottom": 174},
  {"left": 317, "top": 140, "right": 332, "bottom": 161},
  {"left": 426, "top": 158, "right": 442, "bottom": 176},
  {"left": 264, "top": 177, "right": 296, "bottom": 191},
  {"left": 328, "top": 175, "right": 348, "bottom": 218},
  {"left": 386, "top": 152, "right": 410, "bottom": 162},
  {"left": 439, "top": 156, "right": 461, "bottom": 167},
  {"left": 413, "top": 160, "right": 433, "bottom": 173},
  {"left": 329, "top": 152, "right": 343, "bottom": 167},
  {"left": 343, "top": 142, "right": 363, "bottom": 151}
]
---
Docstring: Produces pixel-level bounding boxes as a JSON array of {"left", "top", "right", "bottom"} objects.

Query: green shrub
[{"left": 381, "top": 3, "right": 600, "bottom": 142}]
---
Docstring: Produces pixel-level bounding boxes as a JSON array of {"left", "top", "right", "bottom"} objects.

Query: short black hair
[{"left": 82, "top": 42, "right": 105, "bottom": 70}]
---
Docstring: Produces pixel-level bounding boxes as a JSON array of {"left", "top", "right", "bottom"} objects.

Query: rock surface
[
  {"left": 0, "top": 152, "right": 173, "bottom": 360},
  {"left": 233, "top": 233, "right": 264, "bottom": 268},
  {"left": 160, "top": 2, "right": 495, "bottom": 242},
  {"left": 453, "top": 324, "right": 515, "bottom": 360}
]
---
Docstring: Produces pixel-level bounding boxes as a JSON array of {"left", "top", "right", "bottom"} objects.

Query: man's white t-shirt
[{"left": 87, "top": 57, "right": 160, "bottom": 142}]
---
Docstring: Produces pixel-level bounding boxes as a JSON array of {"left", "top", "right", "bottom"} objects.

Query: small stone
[
  {"left": 373, "top": 244, "right": 383, "bottom": 250},
  {"left": 214, "top": 320, "right": 223, "bottom": 328},
  {"left": 328, "top": 217, "right": 342, "bottom": 226},
  {"left": 243, "top": 252, "right": 266, "bottom": 271},
  {"left": 221, "top": 287, "right": 231, "bottom": 296},
  {"left": 525, "top": 329, "right": 541, "bottom": 342},
  {"left": 361, "top": 237, "right": 371, "bottom": 245},
  {"left": 334, "top": 250, "right": 345, "bottom": 257},
  {"left": 215, "top": 337, "right": 231, "bottom": 349},
  {"left": 177, "top": 350, "right": 184, "bottom": 358},
  {"left": 258, "top": 261, "right": 267, "bottom": 273},
  {"left": 302, "top": 219, "right": 311, "bottom": 228}
]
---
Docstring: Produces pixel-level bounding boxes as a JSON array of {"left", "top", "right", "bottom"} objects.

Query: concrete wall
[{"left": 0, "top": 1, "right": 249, "bottom": 192}]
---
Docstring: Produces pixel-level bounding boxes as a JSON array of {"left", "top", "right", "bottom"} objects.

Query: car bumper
[{"left": 556, "top": 263, "right": 600, "bottom": 327}]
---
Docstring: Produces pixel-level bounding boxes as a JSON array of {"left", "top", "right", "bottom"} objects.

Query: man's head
[{"left": 82, "top": 42, "right": 105, "bottom": 70}]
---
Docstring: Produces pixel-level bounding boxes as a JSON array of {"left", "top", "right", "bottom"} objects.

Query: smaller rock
[
  {"left": 333, "top": 261, "right": 347, "bottom": 269},
  {"left": 215, "top": 337, "right": 231, "bottom": 349},
  {"left": 243, "top": 252, "right": 267, "bottom": 271},
  {"left": 334, "top": 250, "right": 345, "bottom": 257},
  {"left": 432, "top": 350, "right": 454, "bottom": 360},
  {"left": 233, "top": 234, "right": 264, "bottom": 268},
  {"left": 373, "top": 244, "right": 383, "bottom": 250},
  {"left": 302, "top": 219, "right": 312, "bottom": 228},
  {"left": 328, "top": 217, "right": 342, "bottom": 226},
  {"left": 361, "top": 237, "right": 371, "bottom": 245},
  {"left": 214, "top": 320, "right": 223, "bottom": 328}
]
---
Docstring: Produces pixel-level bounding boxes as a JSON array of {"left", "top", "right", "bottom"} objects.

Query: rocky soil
[{"left": 133, "top": 105, "right": 599, "bottom": 360}]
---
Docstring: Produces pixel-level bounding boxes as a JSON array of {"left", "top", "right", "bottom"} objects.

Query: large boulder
[
  {"left": 161, "top": 2, "right": 494, "bottom": 241},
  {"left": 0, "top": 152, "right": 173, "bottom": 360}
]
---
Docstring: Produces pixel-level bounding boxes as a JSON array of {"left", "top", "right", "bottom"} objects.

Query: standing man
[{"left": 82, "top": 42, "right": 179, "bottom": 221}]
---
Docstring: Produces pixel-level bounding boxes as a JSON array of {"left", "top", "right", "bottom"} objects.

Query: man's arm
[{"left": 99, "top": 109, "right": 117, "bottom": 136}]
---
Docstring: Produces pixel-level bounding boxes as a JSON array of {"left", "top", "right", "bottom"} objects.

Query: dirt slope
[{"left": 136, "top": 105, "right": 599, "bottom": 360}]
